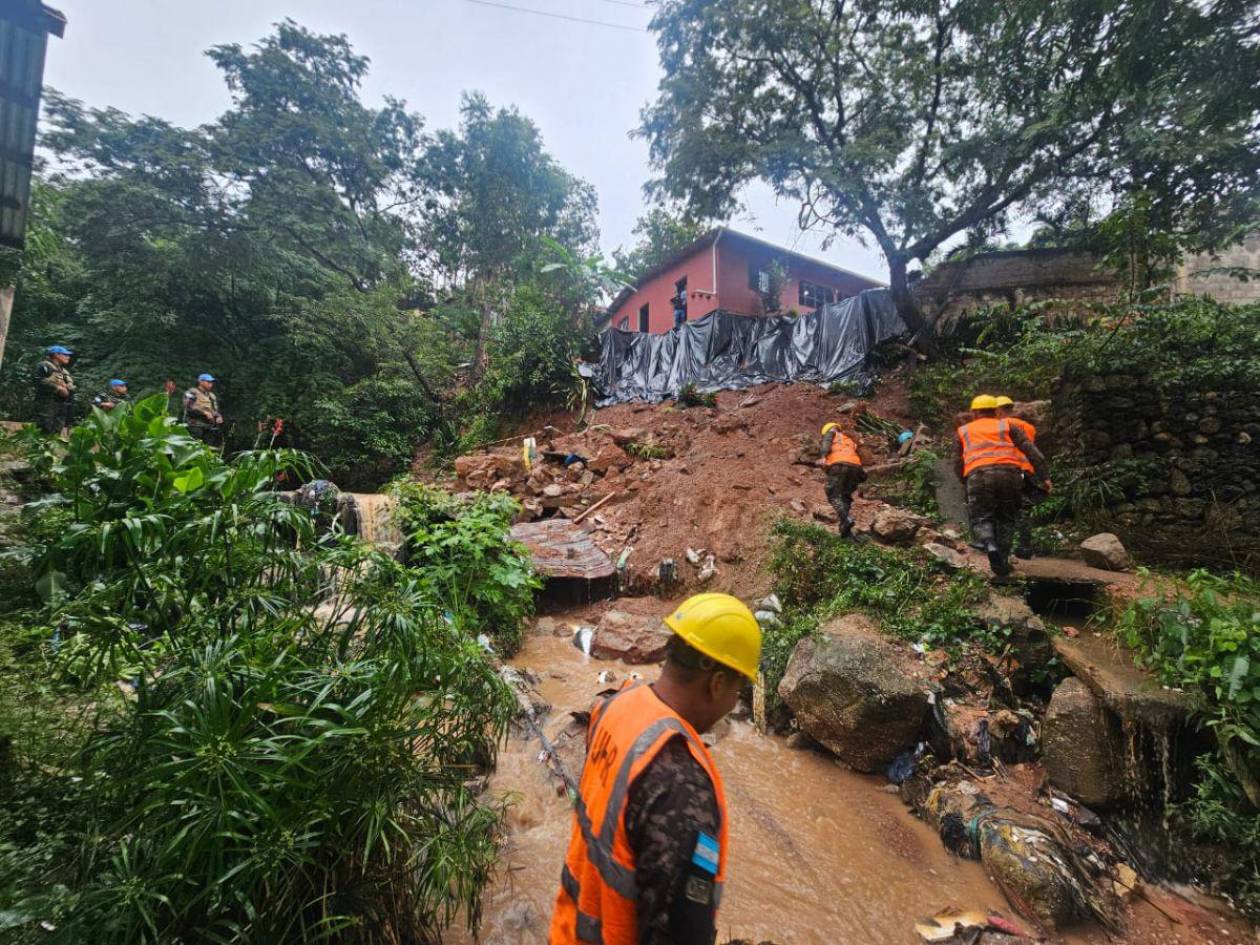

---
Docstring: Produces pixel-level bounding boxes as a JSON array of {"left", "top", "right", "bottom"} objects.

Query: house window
[
  {"left": 748, "top": 262, "right": 771, "bottom": 294},
  {"left": 799, "top": 281, "right": 837, "bottom": 308},
  {"left": 617, "top": 316, "right": 629, "bottom": 330},
  {"left": 638, "top": 303, "right": 650, "bottom": 332}
]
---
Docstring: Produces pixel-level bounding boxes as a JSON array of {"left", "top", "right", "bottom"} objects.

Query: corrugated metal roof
[{"left": 0, "top": 2, "right": 65, "bottom": 250}]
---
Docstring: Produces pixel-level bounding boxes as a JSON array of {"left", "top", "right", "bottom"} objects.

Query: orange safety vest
[
  {"left": 825, "top": 431, "right": 862, "bottom": 467},
  {"left": 957, "top": 417, "right": 1026, "bottom": 478},
  {"left": 1005, "top": 416, "right": 1037, "bottom": 474},
  {"left": 550, "top": 682, "right": 729, "bottom": 945}
]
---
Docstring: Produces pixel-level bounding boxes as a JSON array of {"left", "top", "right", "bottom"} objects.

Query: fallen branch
[
  {"left": 573, "top": 491, "right": 617, "bottom": 524},
  {"left": 500, "top": 669, "right": 580, "bottom": 797}
]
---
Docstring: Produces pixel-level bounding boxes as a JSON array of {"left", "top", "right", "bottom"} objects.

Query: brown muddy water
[{"left": 453, "top": 632, "right": 1250, "bottom": 945}]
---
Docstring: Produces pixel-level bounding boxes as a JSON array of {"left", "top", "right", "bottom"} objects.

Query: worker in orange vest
[
  {"left": 995, "top": 395, "right": 1043, "bottom": 559},
  {"left": 956, "top": 395, "right": 1050, "bottom": 578},
  {"left": 550, "top": 593, "right": 761, "bottom": 945},
  {"left": 819, "top": 421, "right": 866, "bottom": 537}
]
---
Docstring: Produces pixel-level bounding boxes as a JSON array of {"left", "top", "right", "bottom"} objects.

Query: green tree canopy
[
  {"left": 640, "top": 0, "right": 1260, "bottom": 337},
  {"left": 612, "top": 206, "right": 711, "bottom": 281}
]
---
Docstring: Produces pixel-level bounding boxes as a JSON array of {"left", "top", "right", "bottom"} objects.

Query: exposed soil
[{"left": 437, "top": 372, "right": 923, "bottom": 596}]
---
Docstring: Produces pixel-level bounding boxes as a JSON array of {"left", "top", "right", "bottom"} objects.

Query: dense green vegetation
[
  {"left": 0, "top": 22, "right": 609, "bottom": 490},
  {"left": 0, "top": 398, "right": 529, "bottom": 943},
  {"left": 762, "top": 519, "right": 991, "bottom": 710},
  {"left": 390, "top": 482, "right": 539, "bottom": 657},
  {"left": 1113, "top": 571, "right": 1260, "bottom": 918}
]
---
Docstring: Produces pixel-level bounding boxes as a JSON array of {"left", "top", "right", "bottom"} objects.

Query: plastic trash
[
  {"left": 888, "top": 750, "right": 918, "bottom": 785},
  {"left": 572, "top": 626, "right": 594, "bottom": 656},
  {"left": 898, "top": 430, "right": 915, "bottom": 444}
]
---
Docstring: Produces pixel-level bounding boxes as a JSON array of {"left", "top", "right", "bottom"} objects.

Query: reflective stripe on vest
[
  {"left": 825, "top": 431, "right": 861, "bottom": 467},
  {"left": 550, "top": 683, "right": 728, "bottom": 945},
  {"left": 958, "top": 418, "right": 1025, "bottom": 478},
  {"left": 1006, "top": 417, "right": 1037, "bottom": 474}
]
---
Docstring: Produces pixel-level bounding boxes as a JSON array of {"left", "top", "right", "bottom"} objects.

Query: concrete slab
[{"left": 1052, "top": 631, "right": 1197, "bottom": 731}]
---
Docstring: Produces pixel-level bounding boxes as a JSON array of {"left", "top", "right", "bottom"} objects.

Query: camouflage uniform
[
  {"left": 32, "top": 358, "right": 75, "bottom": 435},
  {"left": 623, "top": 735, "right": 720, "bottom": 945},
  {"left": 92, "top": 388, "right": 131, "bottom": 411},
  {"left": 820, "top": 429, "right": 867, "bottom": 536},
  {"left": 959, "top": 424, "right": 1047, "bottom": 575},
  {"left": 183, "top": 387, "right": 222, "bottom": 444}
]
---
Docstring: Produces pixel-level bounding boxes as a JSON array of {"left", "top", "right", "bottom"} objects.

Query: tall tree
[
  {"left": 640, "top": 0, "right": 1260, "bottom": 339},
  {"left": 419, "top": 93, "right": 597, "bottom": 366}
]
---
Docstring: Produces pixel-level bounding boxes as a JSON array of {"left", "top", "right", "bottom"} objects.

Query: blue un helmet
[
  {"left": 47, "top": 345, "right": 72, "bottom": 356},
  {"left": 109, "top": 379, "right": 127, "bottom": 389},
  {"left": 198, "top": 373, "right": 215, "bottom": 383}
]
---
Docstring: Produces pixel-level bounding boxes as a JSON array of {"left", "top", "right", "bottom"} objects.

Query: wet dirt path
[{"left": 454, "top": 632, "right": 1250, "bottom": 945}]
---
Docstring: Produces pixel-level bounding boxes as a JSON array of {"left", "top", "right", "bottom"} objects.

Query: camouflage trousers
[
  {"left": 188, "top": 422, "right": 223, "bottom": 446},
  {"left": 1016, "top": 475, "right": 1048, "bottom": 553},
  {"left": 35, "top": 399, "right": 71, "bottom": 436},
  {"left": 825, "top": 463, "right": 866, "bottom": 535},
  {"left": 966, "top": 464, "right": 1024, "bottom": 561}
]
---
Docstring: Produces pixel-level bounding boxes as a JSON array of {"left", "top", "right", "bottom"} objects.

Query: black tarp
[{"left": 593, "top": 287, "right": 905, "bottom": 406}]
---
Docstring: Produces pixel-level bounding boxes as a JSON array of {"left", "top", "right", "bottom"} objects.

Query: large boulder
[
  {"left": 590, "top": 610, "right": 672, "bottom": 664},
  {"left": 777, "top": 614, "right": 930, "bottom": 772},
  {"left": 1079, "top": 533, "right": 1130, "bottom": 571},
  {"left": 1042, "top": 677, "right": 1126, "bottom": 807}
]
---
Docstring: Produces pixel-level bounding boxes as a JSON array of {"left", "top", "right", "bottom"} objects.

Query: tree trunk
[
  {"left": 0, "top": 285, "right": 13, "bottom": 371},
  {"left": 887, "top": 255, "right": 931, "bottom": 351}
]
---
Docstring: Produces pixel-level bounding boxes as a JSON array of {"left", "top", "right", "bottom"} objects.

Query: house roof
[{"left": 607, "top": 226, "right": 885, "bottom": 316}]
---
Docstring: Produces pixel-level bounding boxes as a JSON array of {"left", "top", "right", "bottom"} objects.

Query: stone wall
[
  {"left": 913, "top": 248, "right": 1121, "bottom": 325},
  {"left": 915, "top": 241, "right": 1260, "bottom": 325},
  {"left": 1056, "top": 374, "right": 1260, "bottom": 565},
  {"left": 1178, "top": 232, "right": 1260, "bottom": 306}
]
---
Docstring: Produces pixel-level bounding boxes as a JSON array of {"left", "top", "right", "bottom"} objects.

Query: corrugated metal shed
[
  {"left": 511, "top": 519, "right": 615, "bottom": 581},
  {"left": 0, "top": 2, "right": 65, "bottom": 250}
]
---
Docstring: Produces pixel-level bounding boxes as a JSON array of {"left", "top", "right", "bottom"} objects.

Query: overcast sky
[{"left": 39, "top": 0, "right": 888, "bottom": 281}]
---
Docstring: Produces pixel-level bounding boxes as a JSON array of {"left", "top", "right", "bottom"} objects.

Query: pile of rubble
[{"left": 444, "top": 382, "right": 923, "bottom": 593}]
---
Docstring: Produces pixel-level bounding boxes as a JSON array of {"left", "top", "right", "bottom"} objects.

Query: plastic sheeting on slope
[{"left": 593, "top": 287, "right": 905, "bottom": 406}]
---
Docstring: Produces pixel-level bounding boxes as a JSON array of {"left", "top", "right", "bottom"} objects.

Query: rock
[
  {"left": 590, "top": 609, "right": 672, "bottom": 664},
  {"left": 714, "top": 413, "right": 748, "bottom": 434},
  {"left": 923, "top": 542, "right": 968, "bottom": 570},
  {"left": 812, "top": 504, "right": 839, "bottom": 524},
  {"left": 1042, "top": 678, "right": 1126, "bottom": 807},
  {"left": 777, "top": 614, "right": 930, "bottom": 772},
  {"left": 608, "top": 427, "right": 645, "bottom": 446},
  {"left": 588, "top": 444, "right": 631, "bottom": 474},
  {"left": 1169, "top": 468, "right": 1193, "bottom": 496},
  {"left": 1079, "top": 533, "right": 1130, "bottom": 571},
  {"left": 790, "top": 498, "right": 807, "bottom": 514},
  {"left": 871, "top": 507, "right": 925, "bottom": 544}
]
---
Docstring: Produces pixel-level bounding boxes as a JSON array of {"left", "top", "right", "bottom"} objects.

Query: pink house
[{"left": 605, "top": 228, "right": 884, "bottom": 333}]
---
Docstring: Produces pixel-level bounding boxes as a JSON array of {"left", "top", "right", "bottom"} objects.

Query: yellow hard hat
[
  {"left": 820, "top": 421, "right": 840, "bottom": 435},
  {"left": 970, "top": 394, "right": 999, "bottom": 410},
  {"left": 993, "top": 395, "right": 1014, "bottom": 408},
  {"left": 664, "top": 593, "right": 762, "bottom": 681}
]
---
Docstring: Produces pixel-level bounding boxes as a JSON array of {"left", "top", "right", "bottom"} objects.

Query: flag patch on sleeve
[{"left": 691, "top": 832, "right": 719, "bottom": 876}]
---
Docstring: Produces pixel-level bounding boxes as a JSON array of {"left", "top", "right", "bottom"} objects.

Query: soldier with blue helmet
[
  {"left": 183, "top": 373, "right": 224, "bottom": 444},
  {"left": 33, "top": 344, "right": 75, "bottom": 435},
  {"left": 92, "top": 378, "right": 131, "bottom": 412}
]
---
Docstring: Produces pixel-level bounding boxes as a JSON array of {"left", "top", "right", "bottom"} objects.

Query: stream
[{"left": 451, "top": 632, "right": 1244, "bottom": 945}]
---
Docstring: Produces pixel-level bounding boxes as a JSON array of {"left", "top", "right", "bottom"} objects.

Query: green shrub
[
  {"left": 0, "top": 396, "right": 517, "bottom": 944},
  {"left": 1114, "top": 569, "right": 1260, "bottom": 919},
  {"left": 763, "top": 519, "right": 991, "bottom": 703},
  {"left": 478, "top": 285, "right": 589, "bottom": 416},
  {"left": 390, "top": 482, "right": 540, "bottom": 656},
  {"left": 875, "top": 447, "right": 941, "bottom": 518},
  {"left": 677, "top": 383, "right": 716, "bottom": 408}
]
